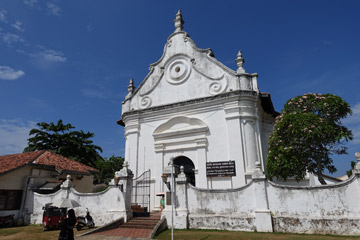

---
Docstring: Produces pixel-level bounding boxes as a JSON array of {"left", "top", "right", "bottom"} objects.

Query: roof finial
[
  {"left": 235, "top": 50, "right": 245, "bottom": 74},
  {"left": 125, "top": 78, "right": 135, "bottom": 99},
  {"left": 174, "top": 10, "right": 184, "bottom": 33}
]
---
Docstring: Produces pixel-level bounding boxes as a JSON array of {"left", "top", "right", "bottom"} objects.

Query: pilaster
[
  {"left": 124, "top": 115, "right": 140, "bottom": 177},
  {"left": 252, "top": 162, "right": 273, "bottom": 232},
  {"left": 239, "top": 95, "right": 260, "bottom": 175},
  {"left": 174, "top": 167, "right": 189, "bottom": 229},
  {"left": 196, "top": 138, "right": 208, "bottom": 188},
  {"left": 224, "top": 101, "right": 246, "bottom": 187}
]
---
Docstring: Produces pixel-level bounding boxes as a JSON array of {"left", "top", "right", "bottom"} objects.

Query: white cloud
[
  {"left": 17, "top": 48, "right": 67, "bottom": 63},
  {"left": 0, "top": 119, "right": 37, "bottom": 155},
  {"left": 0, "top": 66, "right": 25, "bottom": 80},
  {"left": 81, "top": 88, "right": 105, "bottom": 99},
  {"left": 11, "top": 21, "right": 24, "bottom": 32},
  {"left": 323, "top": 40, "right": 334, "bottom": 46},
  {"left": 0, "top": 32, "right": 24, "bottom": 46},
  {"left": 46, "top": 2, "right": 61, "bottom": 16},
  {"left": 24, "top": 0, "right": 39, "bottom": 8},
  {"left": 87, "top": 23, "right": 94, "bottom": 32},
  {"left": 40, "top": 49, "right": 66, "bottom": 62},
  {"left": 0, "top": 9, "right": 7, "bottom": 23}
]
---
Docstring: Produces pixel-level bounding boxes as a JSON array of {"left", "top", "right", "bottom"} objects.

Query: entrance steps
[
  {"left": 92, "top": 212, "right": 162, "bottom": 239},
  {"left": 119, "top": 216, "right": 160, "bottom": 229}
]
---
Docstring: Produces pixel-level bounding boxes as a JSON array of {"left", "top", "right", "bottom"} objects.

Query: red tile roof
[{"left": 0, "top": 150, "right": 99, "bottom": 175}]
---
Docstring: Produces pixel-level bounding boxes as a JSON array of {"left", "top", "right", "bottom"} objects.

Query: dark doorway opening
[{"left": 174, "top": 156, "right": 195, "bottom": 186}]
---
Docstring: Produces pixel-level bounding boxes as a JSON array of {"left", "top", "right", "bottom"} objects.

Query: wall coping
[
  {"left": 268, "top": 174, "right": 356, "bottom": 190},
  {"left": 188, "top": 180, "right": 254, "bottom": 193}
]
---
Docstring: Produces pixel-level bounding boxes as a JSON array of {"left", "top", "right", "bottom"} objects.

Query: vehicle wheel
[
  {"left": 76, "top": 225, "right": 82, "bottom": 231},
  {"left": 89, "top": 222, "right": 95, "bottom": 228}
]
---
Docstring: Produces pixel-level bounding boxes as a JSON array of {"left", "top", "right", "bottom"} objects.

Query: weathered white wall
[
  {"left": 187, "top": 184, "right": 256, "bottom": 231},
  {"left": 31, "top": 172, "right": 133, "bottom": 227},
  {"left": 163, "top": 164, "right": 360, "bottom": 235},
  {"left": 268, "top": 177, "right": 360, "bottom": 235},
  {"left": 31, "top": 186, "right": 127, "bottom": 226}
]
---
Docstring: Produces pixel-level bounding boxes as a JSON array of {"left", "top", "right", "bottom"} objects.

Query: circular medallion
[{"left": 165, "top": 58, "right": 191, "bottom": 85}]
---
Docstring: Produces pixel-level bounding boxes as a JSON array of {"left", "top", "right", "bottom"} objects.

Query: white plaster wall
[
  {"left": 31, "top": 186, "right": 127, "bottom": 226},
  {"left": 185, "top": 183, "right": 256, "bottom": 231},
  {"left": 166, "top": 173, "right": 360, "bottom": 235},
  {"left": 187, "top": 183, "right": 255, "bottom": 215},
  {"left": 267, "top": 178, "right": 360, "bottom": 218}
]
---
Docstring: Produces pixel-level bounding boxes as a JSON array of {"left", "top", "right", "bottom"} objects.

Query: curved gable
[{"left": 122, "top": 12, "right": 259, "bottom": 115}]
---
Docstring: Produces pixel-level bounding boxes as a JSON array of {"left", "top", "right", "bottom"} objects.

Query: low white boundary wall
[
  {"left": 30, "top": 167, "right": 134, "bottom": 227},
  {"left": 31, "top": 186, "right": 128, "bottom": 226},
  {"left": 162, "top": 163, "right": 360, "bottom": 235},
  {"left": 268, "top": 176, "right": 360, "bottom": 235}
]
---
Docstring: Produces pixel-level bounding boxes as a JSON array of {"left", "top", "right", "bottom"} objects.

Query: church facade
[{"left": 119, "top": 11, "right": 277, "bottom": 210}]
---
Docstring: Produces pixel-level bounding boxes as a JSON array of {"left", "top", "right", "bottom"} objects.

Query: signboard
[{"left": 206, "top": 161, "right": 236, "bottom": 177}]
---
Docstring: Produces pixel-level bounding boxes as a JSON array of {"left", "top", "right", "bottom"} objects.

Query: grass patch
[
  {"left": 155, "top": 229, "right": 360, "bottom": 240},
  {"left": 0, "top": 225, "right": 59, "bottom": 240},
  {"left": 0, "top": 224, "right": 95, "bottom": 240}
]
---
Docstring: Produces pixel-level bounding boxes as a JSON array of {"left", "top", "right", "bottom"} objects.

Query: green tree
[
  {"left": 346, "top": 161, "right": 357, "bottom": 178},
  {"left": 24, "top": 119, "right": 102, "bottom": 167},
  {"left": 94, "top": 155, "right": 124, "bottom": 184},
  {"left": 266, "top": 93, "right": 352, "bottom": 185}
]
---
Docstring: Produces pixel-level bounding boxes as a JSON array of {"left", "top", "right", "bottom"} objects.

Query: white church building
[{"left": 118, "top": 10, "right": 278, "bottom": 211}]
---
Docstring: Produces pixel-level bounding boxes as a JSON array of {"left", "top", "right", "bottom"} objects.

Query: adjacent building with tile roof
[
  {"left": 0, "top": 150, "right": 98, "bottom": 176},
  {"left": 0, "top": 150, "right": 99, "bottom": 222}
]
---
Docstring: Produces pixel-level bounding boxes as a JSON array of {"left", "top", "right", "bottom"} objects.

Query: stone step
[
  {"left": 132, "top": 216, "right": 160, "bottom": 221},
  {"left": 126, "top": 219, "right": 159, "bottom": 224},
  {"left": 119, "top": 223, "right": 157, "bottom": 229},
  {"left": 123, "top": 221, "right": 158, "bottom": 225}
]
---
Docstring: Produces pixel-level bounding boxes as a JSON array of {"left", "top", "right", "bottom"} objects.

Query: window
[{"left": 0, "top": 190, "right": 23, "bottom": 210}]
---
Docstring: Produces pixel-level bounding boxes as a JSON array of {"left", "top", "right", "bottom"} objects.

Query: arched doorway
[{"left": 174, "top": 156, "right": 195, "bottom": 186}]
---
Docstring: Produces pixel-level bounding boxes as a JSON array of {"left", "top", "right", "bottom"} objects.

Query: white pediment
[
  {"left": 153, "top": 116, "right": 208, "bottom": 138},
  {"left": 122, "top": 12, "right": 259, "bottom": 114}
]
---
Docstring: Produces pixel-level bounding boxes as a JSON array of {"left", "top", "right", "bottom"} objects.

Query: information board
[{"left": 206, "top": 161, "right": 236, "bottom": 177}]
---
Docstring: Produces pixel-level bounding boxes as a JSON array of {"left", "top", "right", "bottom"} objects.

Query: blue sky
[{"left": 0, "top": 0, "right": 359, "bottom": 177}]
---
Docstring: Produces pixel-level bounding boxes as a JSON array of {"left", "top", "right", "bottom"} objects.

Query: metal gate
[{"left": 131, "top": 170, "right": 151, "bottom": 217}]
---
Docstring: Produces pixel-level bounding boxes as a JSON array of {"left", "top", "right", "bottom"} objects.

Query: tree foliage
[
  {"left": 346, "top": 160, "right": 357, "bottom": 178},
  {"left": 94, "top": 155, "right": 124, "bottom": 184},
  {"left": 24, "top": 119, "right": 103, "bottom": 168},
  {"left": 266, "top": 93, "right": 352, "bottom": 184}
]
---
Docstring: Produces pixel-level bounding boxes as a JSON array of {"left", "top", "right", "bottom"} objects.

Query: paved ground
[{"left": 76, "top": 212, "right": 161, "bottom": 240}]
